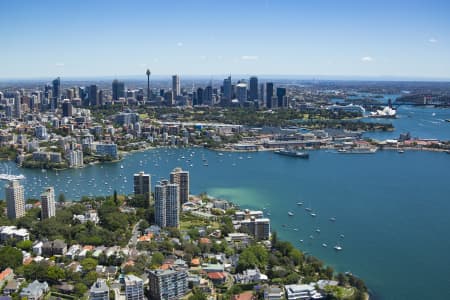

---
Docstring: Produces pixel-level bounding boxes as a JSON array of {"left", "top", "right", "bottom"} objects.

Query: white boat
[
  {"left": 305, "top": 207, "right": 312, "bottom": 212},
  {"left": 334, "top": 245, "right": 343, "bottom": 251},
  {"left": 293, "top": 228, "right": 299, "bottom": 232},
  {"left": 218, "top": 153, "right": 224, "bottom": 156},
  {"left": 398, "top": 149, "right": 405, "bottom": 153},
  {"left": 310, "top": 213, "right": 317, "bottom": 217},
  {"left": 297, "top": 202, "right": 303, "bottom": 206},
  {"left": 120, "top": 165, "right": 124, "bottom": 169},
  {"left": 315, "top": 229, "right": 321, "bottom": 233},
  {"left": 299, "top": 239, "right": 304, "bottom": 243},
  {"left": 329, "top": 217, "right": 336, "bottom": 222},
  {"left": 340, "top": 234, "right": 345, "bottom": 239},
  {"left": 322, "top": 243, "right": 328, "bottom": 248},
  {"left": 288, "top": 211, "right": 294, "bottom": 216}
]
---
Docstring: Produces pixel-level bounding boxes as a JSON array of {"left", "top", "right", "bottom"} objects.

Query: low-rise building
[
  {"left": 20, "top": 280, "right": 49, "bottom": 300},
  {"left": 0, "top": 226, "right": 29, "bottom": 242},
  {"left": 285, "top": 284, "right": 323, "bottom": 300},
  {"left": 41, "top": 239, "right": 67, "bottom": 256}
]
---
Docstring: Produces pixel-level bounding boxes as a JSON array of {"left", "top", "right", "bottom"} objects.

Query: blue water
[
  {"left": 1, "top": 148, "right": 450, "bottom": 300},
  {"left": 331, "top": 93, "right": 450, "bottom": 141}
]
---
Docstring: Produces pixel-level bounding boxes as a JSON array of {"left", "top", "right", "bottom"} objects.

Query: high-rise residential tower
[
  {"left": 14, "top": 91, "right": 21, "bottom": 119},
  {"left": 41, "top": 187, "right": 55, "bottom": 219},
  {"left": 172, "top": 75, "right": 180, "bottom": 97},
  {"left": 133, "top": 171, "right": 151, "bottom": 204},
  {"left": 170, "top": 168, "right": 189, "bottom": 205},
  {"left": 52, "top": 77, "right": 61, "bottom": 110},
  {"left": 5, "top": 180, "right": 25, "bottom": 219},
  {"left": 155, "top": 180, "right": 179, "bottom": 228}
]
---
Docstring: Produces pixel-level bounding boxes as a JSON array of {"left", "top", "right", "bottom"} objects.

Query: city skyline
[{"left": 1, "top": 0, "right": 449, "bottom": 80}]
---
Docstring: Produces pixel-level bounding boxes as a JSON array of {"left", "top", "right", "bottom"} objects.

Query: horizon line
[{"left": 1, "top": 74, "right": 450, "bottom": 83}]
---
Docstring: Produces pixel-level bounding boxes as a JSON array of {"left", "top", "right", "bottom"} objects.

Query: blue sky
[{"left": 1, "top": 0, "right": 449, "bottom": 79}]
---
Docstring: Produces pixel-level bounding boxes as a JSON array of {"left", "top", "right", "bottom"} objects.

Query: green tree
[
  {"left": 150, "top": 252, "right": 164, "bottom": 268},
  {"left": 80, "top": 258, "right": 98, "bottom": 272},
  {"left": 16, "top": 240, "right": 33, "bottom": 251},
  {"left": 0, "top": 246, "right": 23, "bottom": 269},
  {"left": 58, "top": 193, "right": 66, "bottom": 204},
  {"left": 74, "top": 282, "right": 88, "bottom": 297}
]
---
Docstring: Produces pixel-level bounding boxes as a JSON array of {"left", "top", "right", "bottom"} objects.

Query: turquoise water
[{"left": 1, "top": 148, "right": 450, "bottom": 299}]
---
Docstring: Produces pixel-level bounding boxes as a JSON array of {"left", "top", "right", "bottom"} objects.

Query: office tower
[
  {"left": 112, "top": 79, "right": 125, "bottom": 100},
  {"left": 172, "top": 75, "right": 180, "bottom": 97},
  {"left": 223, "top": 76, "right": 232, "bottom": 105},
  {"left": 265, "top": 82, "right": 274, "bottom": 108},
  {"left": 249, "top": 76, "right": 258, "bottom": 101},
  {"left": 164, "top": 91, "right": 174, "bottom": 106},
  {"left": 88, "top": 85, "right": 98, "bottom": 106},
  {"left": 204, "top": 85, "right": 213, "bottom": 106},
  {"left": 52, "top": 77, "right": 61, "bottom": 110},
  {"left": 14, "top": 91, "right": 21, "bottom": 118},
  {"left": 124, "top": 275, "right": 144, "bottom": 300},
  {"left": 236, "top": 83, "right": 247, "bottom": 103},
  {"left": 196, "top": 87, "right": 203, "bottom": 105},
  {"left": 146, "top": 69, "right": 151, "bottom": 101},
  {"left": 5, "top": 180, "right": 25, "bottom": 219},
  {"left": 276, "top": 87, "right": 287, "bottom": 108},
  {"left": 155, "top": 180, "right": 179, "bottom": 228},
  {"left": 148, "top": 269, "right": 188, "bottom": 300},
  {"left": 41, "top": 187, "right": 55, "bottom": 219},
  {"left": 133, "top": 171, "right": 151, "bottom": 203},
  {"left": 89, "top": 279, "right": 109, "bottom": 300},
  {"left": 62, "top": 100, "right": 72, "bottom": 117},
  {"left": 170, "top": 168, "right": 189, "bottom": 205}
]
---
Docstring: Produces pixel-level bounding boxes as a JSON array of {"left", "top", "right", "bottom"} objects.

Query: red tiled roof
[
  {"left": 207, "top": 272, "right": 225, "bottom": 280},
  {"left": 0, "top": 268, "right": 12, "bottom": 281}
]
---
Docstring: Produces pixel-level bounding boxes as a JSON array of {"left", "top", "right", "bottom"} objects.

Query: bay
[{"left": 1, "top": 147, "right": 450, "bottom": 299}]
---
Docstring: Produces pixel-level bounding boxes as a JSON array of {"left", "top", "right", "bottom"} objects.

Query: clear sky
[{"left": 1, "top": 0, "right": 449, "bottom": 79}]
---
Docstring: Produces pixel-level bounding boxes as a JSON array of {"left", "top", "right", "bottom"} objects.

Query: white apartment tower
[
  {"left": 155, "top": 180, "right": 179, "bottom": 228},
  {"left": 170, "top": 167, "right": 189, "bottom": 204},
  {"left": 5, "top": 180, "right": 25, "bottom": 219}
]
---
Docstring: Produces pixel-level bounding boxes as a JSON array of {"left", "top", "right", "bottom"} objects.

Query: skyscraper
[
  {"left": 155, "top": 180, "right": 179, "bottom": 228},
  {"left": 172, "top": 75, "right": 180, "bottom": 97},
  {"left": 146, "top": 69, "right": 151, "bottom": 102},
  {"left": 196, "top": 87, "right": 203, "bottom": 105},
  {"left": 41, "top": 187, "right": 55, "bottom": 219},
  {"left": 170, "top": 168, "right": 189, "bottom": 205},
  {"left": 236, "top": 82, "right": 247, "bottom": 103},
  {"left": 88, "top": 85, "right": 98, "bottom": 106},
  {"left": 112, "top": 79, "right": 125, "bottom": 100},
  {"left": 223, "top": 76, "right": 232, "bottom": 105},
  {"left": 276, "top": 87, "right": 287, "bottom": 108},
  {"left": 52, "top": 77, "right": 61, "bottom": 110},
  {"left": 249, "top": 76, "right": 258, "bottom": 101},
  {"left": 203, "top": 85, "right": 213, "bottom": 106},
  {"left": 5, "top": 180, "right": 25, "bottom": 219},
  {"left": 265, "top": 82, "right": 274, "bottom": 108},
  {"left": 133, "top": 171, "right": 151, "bottom": 204},
  {"left": 14, "top": 91, "right": 21, "bottom": 119}
]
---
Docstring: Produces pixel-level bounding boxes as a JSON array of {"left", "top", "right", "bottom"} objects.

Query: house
[
  {"left": 3, "top": 279, "right": 19, "bottom": 295},
  {"left": 264, "top": 285, "right": 284, "bottom": 300},
  {"left": 32, "top": 242, "right": 43, "bottom": 256},
  {"left": 285, "top": 284, "right": 323, "bottom": 300},
  {"left": 0, "top": 268, "right": 13, "bottom": 285},
  {"left": 42, "top": 239, "right": 67, "bottom": 256},
  {"left": 20, "top": 280, "right": 49, "bottom": 300},
  {"left": 207, "top": 272, "right": 226, "bottom": 285},
  {"left": 234, "top": 268, "right": 268, "bottom": 284}
]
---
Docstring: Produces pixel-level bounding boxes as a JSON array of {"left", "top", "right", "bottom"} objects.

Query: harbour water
[{"left": 1, "top": 147, "right": 449, "bottom": 299}]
